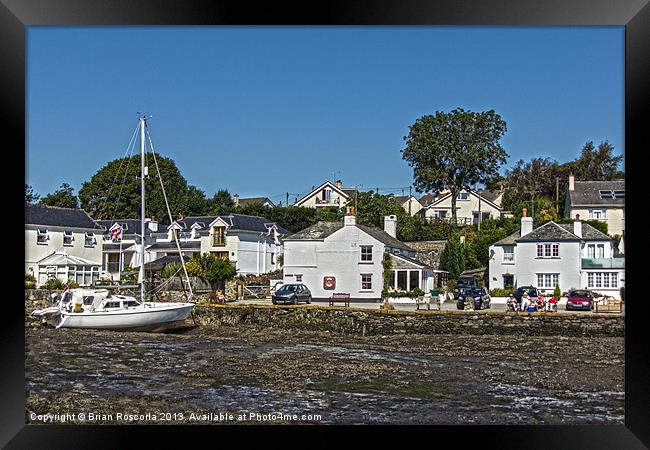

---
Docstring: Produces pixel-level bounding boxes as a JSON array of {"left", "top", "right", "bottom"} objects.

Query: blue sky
[{"left": 27, "top": 27, "right": 624, "bottom": 204}]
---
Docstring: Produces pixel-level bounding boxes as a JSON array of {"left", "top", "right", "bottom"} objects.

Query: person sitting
[
  {"left": 521, "top": 291, "right": 531, "bottom": 312},
  {"left": 535, "top": 296, "right": 545, "bottom": 311},
  {"left": 547, "top": 296, "right": 559, "bottom": 312},
  {"left": 214, "top": 289, "right": 226, "bottom": 304}
]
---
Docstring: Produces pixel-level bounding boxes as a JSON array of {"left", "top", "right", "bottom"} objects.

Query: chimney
[
  {"left": 520, "top": 208, "right": 533, "bottom": 237},
  {"left": 233, "top": 194, "right": 239, "bottom": 207},
  {"left": 568, "top": 173, "right": 575, "bottom": 191},
  {"left": 335, "top": 180, "right": 342, "bottom": 189},
  {"left": 344, "top": 206, "right": 356, "bottom": 226},
  {"left": 384, "top": 215, "right": 397, "bottom": 238},
  {"left": 573, "top": 214, "right": 582, "bottom": 238}
]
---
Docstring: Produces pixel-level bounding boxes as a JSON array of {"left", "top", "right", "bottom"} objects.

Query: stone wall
[
  {"left": 405, "top": 240, "right": 448, "bottom": 270},
  {"left": 193, "top": 305, "right": 624, "bottom": 337}
]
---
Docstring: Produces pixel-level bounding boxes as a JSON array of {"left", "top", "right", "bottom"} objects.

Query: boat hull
[{"left": 53, "top": 303, "right": 195, "bottom": 331}]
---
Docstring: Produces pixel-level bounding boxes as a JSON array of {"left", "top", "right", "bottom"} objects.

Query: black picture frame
[{"left": 4, "top": 0, "right": 647, "bottom": 447}]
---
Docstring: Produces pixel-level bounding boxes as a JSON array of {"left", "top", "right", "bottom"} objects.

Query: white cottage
[
  {"left": 25, "top": 204, "right": 104, "bottom": 287},
  {"left": 489, "top": 209, "right": 625, "bottom": 299},
  {"left": 283, "top": 211, "right": 434, "bottom": 300},
  {"left": 420, "top": 188, "right": 503, "bottom": 225}
]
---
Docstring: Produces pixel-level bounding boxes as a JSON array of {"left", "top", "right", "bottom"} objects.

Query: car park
[
  {"left": 271, "top": 284, "right": 312, "bottom": 305},
  {"left": 565, "top": 290, "right": 595, "bottom": 311}
]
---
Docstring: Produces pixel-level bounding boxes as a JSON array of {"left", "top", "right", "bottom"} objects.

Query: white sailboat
[{"left": 33, "top": 116, "right": 195, "bottom": 331}]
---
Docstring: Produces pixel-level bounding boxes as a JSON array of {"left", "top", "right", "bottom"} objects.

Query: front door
[{"left": 503, "top": 274, "right": 514, "bottom": 289}]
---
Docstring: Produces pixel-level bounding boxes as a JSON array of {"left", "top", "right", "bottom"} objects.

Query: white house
[
  {"left": 392, "top": 195, "right": 423, "bottom": 216},
  {"left": 564, "top": 175, "right": 625, "bottom": 237},
  {"left": 283, "top": 211, "right": 434, "bottom": 300},
  {"left": 489, "top": 209, "right": 625, "bottom": 299},
  {"left": 25, "top": 204, "right": 104, "bottom": 287},
  {"left": 294, "top": 180, "right": 357, "bottom": 208},
  {"left": 419, "top": 188, "right": 503, "bottom": 225}
]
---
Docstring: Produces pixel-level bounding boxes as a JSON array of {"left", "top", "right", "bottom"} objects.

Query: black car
[
  {"left": 272, "top": 284, "right": 312, "bottom": 305},
  {"left": 513, "top": 286, "right": 540, "bottom": 302},
  {"left": 454, "top": 277, "right": 479, "bottom": 300},
  {"left": 457, "top": 287, "right": 491, "bottom": 310}
]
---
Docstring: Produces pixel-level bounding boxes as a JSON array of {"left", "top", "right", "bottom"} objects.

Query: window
[
  {"left": 409, "top": 271, "right": 420, "bottom": 290},
  {"left": 84, "top": 232, "right": 95, "bottom": 247},
  {"left": 210, "top": 251, "right": 229, "bottom": 260},
  {"left": 613, "top": 190, "right": 625, "bottom": 199},
  {"left": 361, "top": 274, "right": 372, "bottom": 290},
  {"left": 587, "top": 244, "right": 595, "bottom": 259},
  {"left": 503, "top": 246, "right": 514, "bottom": 262},
  {"left": 536, "top": 273, "right": 559, "bottom": 289},
  {"left": 589, "top": 209, "right": 606, "bottom": 220},
  {"left": 271, "top": 253, "right": 276, "bottom": 264},
  {"left": 172, "top": 228, "right": 181, "bottom": 241},
  {"left": 599, "top": 190, "right": 624, "bottom": 199},
  {"left": 435, "top": 210, "right": 448, "bottom": 219},
  {"left": 596, "top": 244, "right": 605, "bottom": 259},
  {"left": 587, "top": 272, "right": 618, "bottom": 289},
  {"left": 212, "top": 226, "right": 225, "bottom": 246},
  {"left": 595, "top": 273, "right": 602, "bottom": 288},
  {"left": 397, "top": 271, "right": 407, "bottom": 290},
  {"left": 295, "top": 274, "right": 302, "bottom": 282},
  {"left": 360, "top": 245, "right": 373, "bottom": 262},
  {"left": 537, "top": 243, "right": 559, "bottom": 258},
  {"left": 457, "top": 192, "right": 469, "bottom": 201},
  {"left": 37, "top": 228, "right": 48, "bottom": 244},
  {"left": 63, "top": 230, "right": 74, "bottom": 246},
  {"left": 323, "top": 188, "right": 332, "bottom": 203}
]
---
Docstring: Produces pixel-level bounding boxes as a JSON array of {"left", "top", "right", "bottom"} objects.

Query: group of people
[{"left": 507, "top": 291, "right": 558, "bottom": 312}]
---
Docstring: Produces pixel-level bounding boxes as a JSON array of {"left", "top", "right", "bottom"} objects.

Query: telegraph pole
[
  {"left": 286, "top": 192, "right": 289, "bottom": 207},
  {"left": 408, "top": 185, "right": 412, "bottom": 215}
]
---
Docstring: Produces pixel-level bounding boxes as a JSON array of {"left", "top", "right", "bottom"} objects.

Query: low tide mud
[{"left": 25, "top": 326, "right": 624, "bottom": 425}]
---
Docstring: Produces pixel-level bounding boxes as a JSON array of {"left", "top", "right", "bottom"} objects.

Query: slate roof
[
  {"left": 476, "top": 189, "right": 502, "bottom": 203},
  {"left": 284, "top": 221, "right": 344, "bottom": 240},
  {"left": 419, "top": 193, "right": 437, "bottom": 207},
  {"left": 145, "top": 254, "right": 191, "bottom": 271},
  {"left": 95, "top": 219, "right": 150, "bottom": 235},
  {"left": 568, "top": 180, "right": 625, "bottom": 206},
  {"left": 557, "top": 223, "right": 611, "bottom": 241},
  {"left": 389, "top": 252, "right": 431, "bottom": 269},
  {"left": 492, "top": 230, "right": 521, "bottom": 246},
  {"left": 26, "top": 204, "right": 101, "bottom": 230},
  {"left": 237, "top": 197, "right": 275, "bottom": 207},
  {"left": 146, "top": 241, "right": 201, "bottom": 251},
  {"left": 285, "top": 221, "right": 413, "bottom": 252},
  {"left": 99, "top": 214, "right": 290, "bottom": 236}
]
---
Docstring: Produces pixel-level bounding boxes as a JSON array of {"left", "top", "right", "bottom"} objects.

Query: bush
[
  {"left": 66, "top": 280, "right": 80, "bottom": 289},
  {"left": 620, "top": 286, "right": 625, "bottom": 302},
  {"left": 43, "top": 278, "right": 64, "bottom": 290},
  {"left": 381, "top": 288, "right": 425, "bottom": 298},
  {"left": 489, "top": 287, "right": 513, "bottom": 297},
  {"left": 553, "top": 284, "right": 561, "bottom": 298},
  {"left": 161, "top": 262, "right": 181, "bottom": 279}
]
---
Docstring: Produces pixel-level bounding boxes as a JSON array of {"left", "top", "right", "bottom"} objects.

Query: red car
[{"left": 565, "top": 290, "right": 595, "bottom": 311}]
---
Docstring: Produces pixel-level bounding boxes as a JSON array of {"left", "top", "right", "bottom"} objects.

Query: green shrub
[
  {"left": 381, "top": 288, "right": 425, "bottom": 298},
  {"left": 620, "top": 286, "right": 625, "bottom": 302},
  {"left": 553, "top": 284, "right": 561, "bottom": 298},
  {"left": 66, "top": 280, "right": 80, "bottom": 289},
  {"left": 43, "top": 278, "right": 64, "bottom": 290},
  {"left": 161, "top": 262, "right": 181, "bottom": 279},
  {"left": 489, "top": 287, "right": 513, "bottom": 297}
]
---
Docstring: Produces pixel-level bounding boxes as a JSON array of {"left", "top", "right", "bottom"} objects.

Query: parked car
[
  {"left": 272, "top": 284, "right": 312, "bottom": 305},
  {"left": 454, "top": 277, "right": 479, "bottom": 300},
  {"left": 513, "top": 286, "right": 540, "bottom": 302},
  {"left": 457, "top": 287, "right": 491, "bottom": 310},
  {"left": 565, "top": 290, "right": 595, "bottom": 311}
]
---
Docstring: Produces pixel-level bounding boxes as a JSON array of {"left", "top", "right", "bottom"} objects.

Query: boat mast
[{"left": 139, "top": 116, "right": 146, "bottom": 301}]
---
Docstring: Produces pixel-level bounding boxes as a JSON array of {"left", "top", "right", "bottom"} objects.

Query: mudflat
[{"left": 25, "top": 326, "right": 624, "bottom": 424}]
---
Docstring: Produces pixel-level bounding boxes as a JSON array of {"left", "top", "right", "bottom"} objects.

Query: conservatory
[{"left": 35, "top": 251, "right": 102, "bottom": 287}]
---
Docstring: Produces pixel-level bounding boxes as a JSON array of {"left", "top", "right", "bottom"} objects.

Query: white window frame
[
  {"left": 37, "top": 228, "right": 49, "bottom": 245},
  {"left": 503, "top": 246, "right": 514, "bottom": 262},
  {"left": 457, "top": 192, "right": 469, "bottom": 201},
  {"left": 63, "top": 230, "right": 74, "bottom": 246},
  {"left": 537, "top": 244, "right": 543, "bottom": 257},
  {"left": 84, "top": 232, "right": 96, "bottom": 247},
  {"left": 361, "top": 274, "right": 372, "bottom": 290},
  {"left": 360, "top": 245, "right": 373, "bottom": 262},
  {"left": 537, "top": 273, "right": 559, "bottom": 289},
  {"left": 552, "top": 244, "right": 559, "bottom": 257},
  {"left": 589, "top": 209, "right": 606, "bottom": 220}
]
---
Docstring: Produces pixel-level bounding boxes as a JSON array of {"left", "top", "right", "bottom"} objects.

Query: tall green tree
[
  {"left": 207, "top": 189, "right": 234, "bottom": 215},
  {"left": 440, "top": 237, "right": 465, "bottom": 279},
  {"left": 573, "top": 140, "right": 624, "bottom": 180},
  {"left": 402, "top": 108, "right": 509, "bottom": 224},
  {"left": 39, "top": 183, "right": 78, "bottom": 208},
  {"left": 25, "top": 184, "right": 40, "bottom": 204},
  {"left": 78, "top": 153, "right": 204, "bottom": 220}
]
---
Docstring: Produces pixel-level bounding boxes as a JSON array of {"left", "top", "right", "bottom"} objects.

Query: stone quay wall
[{"left": 193, "top": 304, "right": 624, "bottom": 337}]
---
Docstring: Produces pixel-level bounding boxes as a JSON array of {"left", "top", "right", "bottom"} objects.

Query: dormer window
[
  {"left": 37, "top": 228, "right": 49, "bottom": 244},
  {"left": 172, "top": 228, "right": 181, "bottom": 241},
  {"left": 457, "top": 192, "right": 469, "bottom": 201},
  {"left": 84, "top": 232, "right": 96, "bottom": 247},
  {"left": 212, "top": 226, "right": 225, "bottom": 246},
  {"left": 63, "top": 230, "right": 74, "bottom": 246}
]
